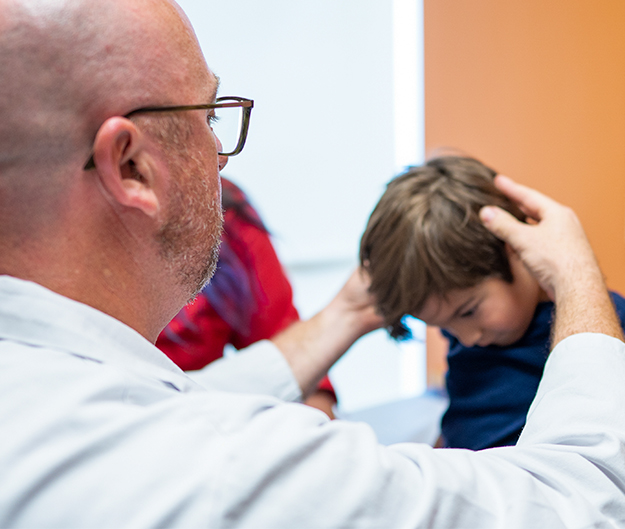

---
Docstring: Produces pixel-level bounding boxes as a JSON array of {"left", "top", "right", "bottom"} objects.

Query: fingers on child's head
[{"left": 493, "top": 175, "right": 552, "bottom": 222}]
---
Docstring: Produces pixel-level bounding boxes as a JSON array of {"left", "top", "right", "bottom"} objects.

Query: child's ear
[
  {"left": 90, "top": 116, "right": 163, "bottom": 218},
  {"left": 504, "top": 242, "right": 520, "bottom": 262}
]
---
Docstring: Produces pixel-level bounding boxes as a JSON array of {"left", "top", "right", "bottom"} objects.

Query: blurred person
[{"left": 157, "top": 177, "right": 336, "bottom": 416}]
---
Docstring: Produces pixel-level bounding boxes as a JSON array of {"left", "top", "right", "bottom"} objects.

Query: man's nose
[{"left": 215, "top": 135, "right": 228, "bottom": 172}]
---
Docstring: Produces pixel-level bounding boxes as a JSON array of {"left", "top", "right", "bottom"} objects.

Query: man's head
[
  {"left": 360, "top": 156, "right": 545, "bottom": 346},
  {"left": 0, "top": 0, "right": 226, "bottom": 338}
]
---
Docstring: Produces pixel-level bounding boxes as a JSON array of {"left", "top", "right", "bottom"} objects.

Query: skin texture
[
  {"left": 416, "top": 246, "right": 549, "bottom": 347},
  {"left": 0, "top": 0, "right": 381, "bottom": 396},
  {"left": 481, "top": 176, "right": 624, "bottom": 345}
]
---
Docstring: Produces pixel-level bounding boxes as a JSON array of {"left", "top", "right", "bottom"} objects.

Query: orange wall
[{"left": 424, "top": 0, "right": 625, "bottom": 295}]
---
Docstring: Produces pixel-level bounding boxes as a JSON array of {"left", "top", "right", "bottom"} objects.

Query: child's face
[{"left": 415, "top": 250, "right": 545, "bottom": 348}]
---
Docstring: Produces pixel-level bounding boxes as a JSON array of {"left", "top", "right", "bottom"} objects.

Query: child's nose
[{"left": 456, "top": 328, "right": 482, "bottom": 348}]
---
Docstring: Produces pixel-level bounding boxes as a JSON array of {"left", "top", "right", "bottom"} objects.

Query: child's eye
[{"left": 460, "top": 305, "right": 477, "bottom": 318}]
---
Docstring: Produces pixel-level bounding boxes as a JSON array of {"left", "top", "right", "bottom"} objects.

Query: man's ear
[{"left": 90, "top": 117, "right": 163, "bottom": 217}]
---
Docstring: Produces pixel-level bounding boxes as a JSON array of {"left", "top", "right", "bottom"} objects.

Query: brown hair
[{"left": 360, "top": 156, "right": 525, "bottom": 338}]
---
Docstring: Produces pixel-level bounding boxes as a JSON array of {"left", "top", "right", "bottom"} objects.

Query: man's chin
[
  {"left": 189, "top": 261, "right": 217, "bottom": 300},
  {"left": 184, "top": 243, "right": 221, "bottom": 301}
]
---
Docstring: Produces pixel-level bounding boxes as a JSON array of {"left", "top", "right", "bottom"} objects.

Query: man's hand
[
  {"left": 271, "top": 268, "right": 383, "bottom": 397},
  {"left": 480, "top": 175, "right": 623, "bottom": 345},
  {"left": 324, "top": 267, "right": 384, "bottom": 338},
  {"left": 480, "top": 175, "right": 595, "bottom": 301}
]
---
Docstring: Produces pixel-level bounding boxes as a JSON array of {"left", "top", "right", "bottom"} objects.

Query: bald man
[{"left": 1, "top": 1, "right": 625, "bottom": 528}]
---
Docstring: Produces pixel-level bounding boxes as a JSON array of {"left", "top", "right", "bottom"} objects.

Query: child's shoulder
[{"left": 608, "top": 291, "right": 625, "bottom": 320}]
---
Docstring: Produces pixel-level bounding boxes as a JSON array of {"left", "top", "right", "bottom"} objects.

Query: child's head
[{"left": 360, "top": 156, "right": 544, "bottom": 346}]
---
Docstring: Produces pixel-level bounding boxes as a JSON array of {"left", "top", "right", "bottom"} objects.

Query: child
[{"left": 360, "top": 156, "right": 625, "bottom": 449}]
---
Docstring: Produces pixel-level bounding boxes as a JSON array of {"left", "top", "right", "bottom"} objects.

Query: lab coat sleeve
[{"left": 188, "top": 339, "right": 303, "bottom": 402}]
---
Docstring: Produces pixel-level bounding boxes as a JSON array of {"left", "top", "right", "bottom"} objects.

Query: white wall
[{"left": 178, "top": 0, "right": 426, "bottom": 412}]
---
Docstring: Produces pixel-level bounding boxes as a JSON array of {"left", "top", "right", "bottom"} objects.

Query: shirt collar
[{"left": 0, "top": 275, "right": 203, "bottom": 392}]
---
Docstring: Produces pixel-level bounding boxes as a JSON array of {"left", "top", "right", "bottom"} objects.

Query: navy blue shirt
[{"left": 441, "top": 291, "right": 625, "bottom": 450}]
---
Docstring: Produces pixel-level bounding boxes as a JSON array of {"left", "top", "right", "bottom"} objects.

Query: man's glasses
[{"left": 83, "top": 96, "right": 254, "bottom": 170}]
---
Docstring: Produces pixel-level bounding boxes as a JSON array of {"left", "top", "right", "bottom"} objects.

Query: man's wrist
[{"left": 553, "top": 267, "right": 623, "bottom": 345}]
